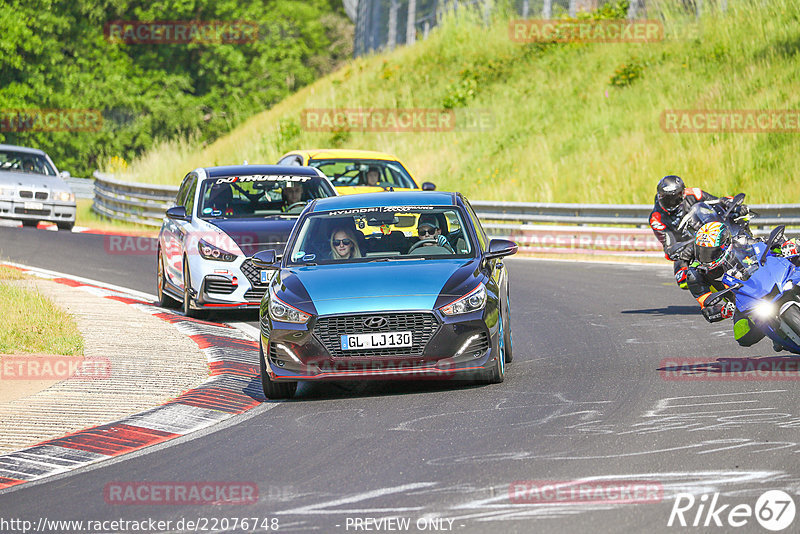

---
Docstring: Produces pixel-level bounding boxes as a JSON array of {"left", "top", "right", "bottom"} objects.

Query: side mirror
[
  {"left": 252, "top": 249, "right": 278, "bottom": 269},
  {"left": 485, "top": 239, "right": 518, "bottom": 260},
  {"left": 166, "top": 206, "right": 190, "bottom": 221},
  {"left": 761, "top": 225, "right": 786, "bottom": 266},
  {"left": 421, "top": 182, "right": 436, "bottom": 191},
  {"left": 60, "top": 170, "right": 71, "bottom": 179}
]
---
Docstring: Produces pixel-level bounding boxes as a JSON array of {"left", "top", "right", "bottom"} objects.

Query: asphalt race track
[{"left": 1, "top": 225, "right": 799, "bottom": 533}]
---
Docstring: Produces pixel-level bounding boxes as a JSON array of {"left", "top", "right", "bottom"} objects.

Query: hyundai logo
[{"left": 364, "top": 316, "right": 387, "bottom": 329}]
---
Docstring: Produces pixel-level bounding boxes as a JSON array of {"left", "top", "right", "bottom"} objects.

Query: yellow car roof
[{"left": 286, "top": 149, "right": 401, "bottom": 161}]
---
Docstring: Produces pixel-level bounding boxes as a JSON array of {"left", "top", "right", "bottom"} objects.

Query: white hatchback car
[{"left": 156, "top": 165, "right": 336, "bottom": 317}]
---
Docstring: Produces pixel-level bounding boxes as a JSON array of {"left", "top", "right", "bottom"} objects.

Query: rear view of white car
[
  {"left": 0, "top": 144, "right": 76, "bottom": 230},
  {"left": 156, "top": 164, "right": 337, "bottom": 318}
]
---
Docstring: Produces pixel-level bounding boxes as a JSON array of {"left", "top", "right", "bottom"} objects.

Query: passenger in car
[{"left": 330, "top": 227, "right": 363, "bottom": 260}]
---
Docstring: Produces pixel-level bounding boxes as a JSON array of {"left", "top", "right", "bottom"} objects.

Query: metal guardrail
[
  {"left": 90, "top": 174, "right": 800, "bottom": 254},
  {"left": 92, "top": 171, "right": 178, "bottom": 227},
  {"left": 64, "top": 177, "right": 94, "bottom": 199}
]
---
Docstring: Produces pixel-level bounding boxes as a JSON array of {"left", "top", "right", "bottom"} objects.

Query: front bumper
[
  {"left": 0, "top": 199, "right": 76, "bottom": 224},
  {"left": 188, "top": 256, "right": 271, "bottom": 310},
  {"left": 261, "top": 309, "right": 499, "bottom": 381}
]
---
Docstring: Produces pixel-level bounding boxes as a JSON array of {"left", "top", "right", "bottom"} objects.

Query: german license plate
[
  {"left": 24, "top": 201, "right": 43, "bottom": 210},
  {"left": 260, "top": 270, "right": 275, "bottom": 284},
  {"left": 341, "top": 331, "right": 412, "bottom": 350}
]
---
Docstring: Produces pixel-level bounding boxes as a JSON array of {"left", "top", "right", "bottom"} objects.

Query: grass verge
[
  {"left": 108, "top": 0, "right": 800, "bottom": 205},
  {"left": 0, "top": 266, "right": 84, "bottom": 356}
]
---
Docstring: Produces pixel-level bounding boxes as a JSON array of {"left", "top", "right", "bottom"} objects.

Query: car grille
[
  {"left": 241, "top": 258, "right": 269, "bottom": 301},
  {"left": 14, "top": 207, "right": 51, "bottom": 216},
  {"left": 19, "top": 191, "right": 33, "bottom": 199},
  {"left": 204, "top": 276, "right": 236, "bottom": 294},
  {"left": 35, "top": 191, "right": 48, "bottom": 200},
  {"left": 314, "top": 312, "right": 439, "bottom": 359}
]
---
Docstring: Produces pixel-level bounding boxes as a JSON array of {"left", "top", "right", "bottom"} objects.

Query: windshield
[
  {"left": 0, "top": 150, "right": 58, "bottom": 176},
  {"left": 308, "top": 159, "right": 417, "bottom": 189},
  {"left": 679, "top": 202, "right": 722, "bottom": 233},
  {"left": 197, "top": 174, "right": 333, "bottom": 219},
  {"left": 287, "top": 206, "right": 473, "bottom": 264}
]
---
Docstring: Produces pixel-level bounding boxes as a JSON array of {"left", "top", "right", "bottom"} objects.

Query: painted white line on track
[
  {"left": 508, "top": 256, "right": 672, "bottom": 268},
  {"left": 228, "top": 321, "right": 261, "bottom": 340},
  {"left": 1, "top": 261, "right": 157, "bottom": 301}
]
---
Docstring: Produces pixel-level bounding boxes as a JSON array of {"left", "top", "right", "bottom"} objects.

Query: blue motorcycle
[{"left": 707, "top": 225, "right": 800, "bottom": 354}]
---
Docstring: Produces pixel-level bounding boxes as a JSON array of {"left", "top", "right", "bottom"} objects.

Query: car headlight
[
  {"left": 198, "top": 239, "right": 237, "bottom": 262},
  {"left": 440, "top": 283, "right": 487, "bottom": 316},
  {"left": 268, "top": 286, "right": 310, "bottom": 324},
  {"left": 0, "top": 187, "right": 15, "bottom": 197},
  {"left": 55, "top": 191, "right": 75, "bottom": 202},
  {"left": 754, "top": 300, "right": 777, "bottom": 319}
]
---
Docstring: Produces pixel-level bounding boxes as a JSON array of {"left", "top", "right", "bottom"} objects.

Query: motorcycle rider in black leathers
[{"left": 648, "top": 175, "right": 747, "bottom": 290}]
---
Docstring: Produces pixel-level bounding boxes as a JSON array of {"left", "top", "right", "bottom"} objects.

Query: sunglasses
[
  {"left": 333, "top": 239, "right": 352, "bottom": 246},
  {"left": 418, "top": 227, "right": 437, "bottom": 236}
]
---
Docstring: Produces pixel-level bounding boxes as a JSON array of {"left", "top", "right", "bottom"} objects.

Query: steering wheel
[
  {"left": 284, "top": 202, "right": 307, "bottom": 213},
  {"left": 408, "top": 238, "right": 453, "bottom": 254}
]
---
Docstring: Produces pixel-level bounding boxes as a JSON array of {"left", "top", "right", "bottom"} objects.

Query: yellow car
[{"left": 276, "top": 149, "right": 435, "bottom": 195}]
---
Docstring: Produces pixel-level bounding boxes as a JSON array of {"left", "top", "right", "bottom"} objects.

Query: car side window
[
  {"left": 175, "top": 173, "right": 193, "bottom": 207},
  {"left": 463, "top": 200, "right": 487, "bottom": 252},
  {"left": 184, "top": 176, "right": 198, "bottom": 216}
]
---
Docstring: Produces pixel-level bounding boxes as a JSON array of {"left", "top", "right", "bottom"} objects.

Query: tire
[
  {"left": 156, "top": 250, "right": 180, "bottom": 308},
  {"left": 259, "top": 341, "right": 297, "bottom": 399},
  {"left": 503, "top": 291, "right": 513, "bottom": 364},
  {"left": 21, "top": 220, "right": 38, "bottom": 228},
  {"left": 782, "top": 304, "right": 800, "bottom": 340},
  {"left": 56, "top": 221, "right": 74, "bottom": 231},
  {"left": 182, "top": 258, "right": 206, "bottom": 319},
  {"left": 479, "top": 309, "right": 506, "bottom": 385}
]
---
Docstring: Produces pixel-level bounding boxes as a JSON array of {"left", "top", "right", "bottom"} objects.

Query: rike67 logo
[{"left": 668, "top": 490, "right": 796, "bottom": 531}]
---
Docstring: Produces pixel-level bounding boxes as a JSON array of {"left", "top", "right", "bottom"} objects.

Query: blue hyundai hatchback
[{"left": 253, "top": 191, "right": 517, "bottom": 398}]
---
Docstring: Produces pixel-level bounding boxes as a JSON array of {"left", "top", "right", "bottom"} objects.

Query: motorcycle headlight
[
  {"left": 753, "top": 300, "right": 777, "bottom": 319},
  {"left": 198, "top": 239, "right": 237, "bottom": 262},
  {"left": 268, "top": 287, "right": 310, "bottom": 324},
  {"left": 55, "top": 191, "right": 75, "bottom": 202},
  {"left": 440, "top": 283, "right": 487, "bottom": 316}
]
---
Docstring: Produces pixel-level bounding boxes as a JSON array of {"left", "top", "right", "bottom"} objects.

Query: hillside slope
[{"left": 114, "top": 0, "right": 800, "bottom": 204}]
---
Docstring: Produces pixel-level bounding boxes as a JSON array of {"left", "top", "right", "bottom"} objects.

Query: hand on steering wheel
[
  {"left": 284, "top": 202, "right": 307, "bottom": 212},
  {"left": 408, "top": 237, "right": 454, "bottom": 253}
]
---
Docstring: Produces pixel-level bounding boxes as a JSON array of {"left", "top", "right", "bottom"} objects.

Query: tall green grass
[{"left": 111, "top": 0, "right": 800, "bottom": 204}]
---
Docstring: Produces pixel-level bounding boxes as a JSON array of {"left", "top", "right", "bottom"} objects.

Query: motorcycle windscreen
[{"left": 734, "top": 255, "right": 797, "bottom": 312}]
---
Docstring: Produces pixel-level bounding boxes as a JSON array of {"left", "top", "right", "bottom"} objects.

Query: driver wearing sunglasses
[
  {"left": 417, "top": 215, "right": 453, "bottom": 251},
  {"left": 330, "top": 227, "right": 362, "bottom": 260}
]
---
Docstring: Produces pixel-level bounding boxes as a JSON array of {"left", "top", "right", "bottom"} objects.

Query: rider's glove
[
  {"left": 721, "top": 301, "right": 735, "bottom": 319},
  {"left": 702, "top": 302, "right": 733, "bottom": 323}
]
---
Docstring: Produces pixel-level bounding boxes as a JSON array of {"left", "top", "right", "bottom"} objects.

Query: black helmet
[
  {"left": 657, "top": 175, "right": 686, "bottom": 212},
  {"left": 694, "top": 222, "right": 733, "bottom": 271}
]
